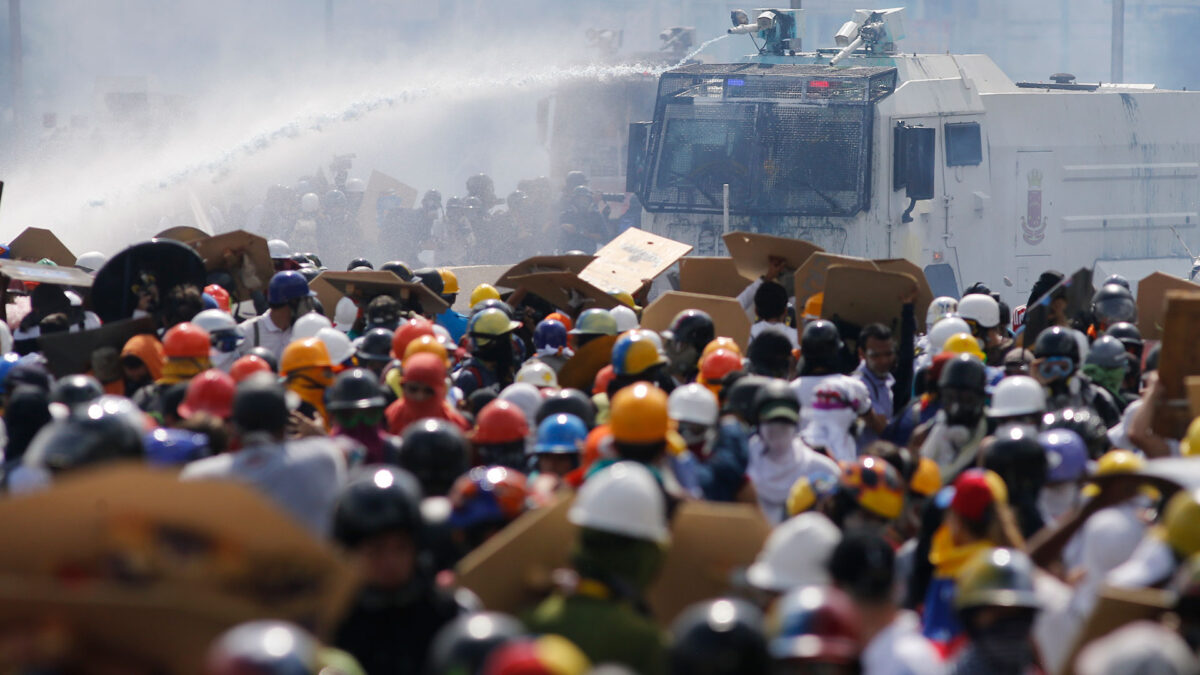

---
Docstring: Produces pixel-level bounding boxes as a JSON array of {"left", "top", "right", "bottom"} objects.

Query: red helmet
[
  {"left": 592, "top": 364, "right": 616, "bottom": 396},
  {"left": 449, "top": 466, "right": 531, "bottom": 527},
  {"left": 471, "top": 400, "right": 530, "bottom": 444},
  {"left": 163, "top": 322, "right": 211, "bottom": 359},
  {"left": 203, "top": 284, "right": 232, "bottom": 313},
  {"left": 545, "top": 311, "right": 574, "bottom": 333},
  {"left": 698, "top": 348, "right": 743, "bottom": 385},
  {"left": 178, "top": 369, "right": 236, "bottom": 419},
  {"left": 767, "top": 585, "right": 861, "bottom": 664},
  {"left": 229, "top": 355, "right": 272, "bottom": 382},
  {"left": 392, "top": 318, "right": 436, "bottom": 359}
]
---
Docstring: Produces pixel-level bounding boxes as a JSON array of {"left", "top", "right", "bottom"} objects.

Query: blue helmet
[
  {"left": 143, "top": 428, "right": 210, "bottom": 466},
  {"left": 267, "top": 270, "right": 315, "bottom": 306},
  {"left": 0, "top": 353, "right": 20, "bottom": 394},
  {"left": 534, "top": 319, "right": 568, "bottom": 351},
  {"left": 1039, "top": 428, "right": 1088, "bottom": 483},
  {"left": 534, "top": 413, "right": 588, "bottom": 455}
]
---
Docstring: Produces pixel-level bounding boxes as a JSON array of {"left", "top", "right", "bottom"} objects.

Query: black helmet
[
  {"left": 800, "top": 320, "right": 843, "bottom": 369},
  {"left": 348, "top": 257, "right": 374, "bottom": 270},
  {"left": 828, "top": 531, "right": 896, "bottom": 603},
  {"left": 332, "top": 466, "right": 424, "bottom": 547},
  {"left": 1104, "top": 321, "right": 1144, "bottom": 355},
  {"left": 24, "top": 396, "right": 144, "bottom": 473},
  {"left": 205, "top": 620, "right": 319, "bottom": 675},
  {"left": 1103, "top": 274, "right": 1132, "bottom": 291},
  {"left": 1091, "top": 283, "right": 1137, "bottom": 325},
  {"left": 413, "top": 267, "right": 444, "bottom": 296},
  {"left": 752, "top": 379, "right": 800, "bottom": 425},
  {"left": 297, "top": 264, "right": 320, "bottom": 283},
  {"left": 535, "top": 388, "right": 596, "bottom": 429},
  {"left": 666, "top": 310, "right": 715, "bottom": 354},
  {"left": 724, "top": 375, "right": 771, "bottom": 422},
  {"left": 1086, "top": 336, "right": 1129, "bottom": 370},
  {"left": 466, "top": 173, "right": 494, "bottom": 196},
  {"left": 327, "top": 368, "right": 386, "bottom": 412},
  {"left": 50, "top": 374, "right": 104, "bottom": 409},
  {"left": 356, "top": 327, "right": 395, "bottom": 363},
  {"left": 669, "top": 598, "right": 768, "bottom": 675},
  {"left": 399, "top": 419, "right": 469, "bottom": 497},
  {"left": 233, "top": 372, "right": 289, "bottom": 434},
  {"left": 1043, "top": 407, "right": 1111, "bottom": 459},
  {"left": 938, "top": 354, "right": 987, "bottom": 392},
  {"left": 1033, "top": 326, "right": 1079, "bottom": 361},
  {"left": 248, "top": 346, "right": 279, "bottom": 373},
  {"left": 564, "top": 170, "right": 588, "bottom": 189},
  {"left": 747, "top": 326, "right": 793, "bottom": 378},
  {"left": 428, "top": 612, "right": 525, "bottom": 675},
  {"left": 983, "top": 424, "right": 1047, "bottom": 499},
  {"left": 381, "top": 261, "right": 414, "bottom": 282}
]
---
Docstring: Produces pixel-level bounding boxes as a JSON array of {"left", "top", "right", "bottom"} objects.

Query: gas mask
[{"left": 941, "top": 386, "right": 984, "bottom": 427}]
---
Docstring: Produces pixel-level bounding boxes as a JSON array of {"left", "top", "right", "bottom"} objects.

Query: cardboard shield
[
  {"left": 497, "top": 254, "right": 596, "bottom": 289},
  {"left": 677, "top": 257, "right": 752, "bottom": 298},
  {"left": 873, "top": 258, "right": 934, "bottom": 325},
  {"left": 38, "top": 317, "right": 156, "bottom": 377},
  {"left": 155, "top": 226, "right": 212, "bottom": 244},
  {"left": 578, "top": 228, "right": 693, "bottom": 296},
  {"left": 316, "top": 270, "right": 448, "bottom": 318},
  {"left": 505, "top": 272, "right": 619, "bottom": 315},
  {"left": 557, "top": 335, "right": 618, "bottom": 391},
  {"left": 0, "top": 259, "right": 94, "bottom": 288},
  {"left": 0, "top": 465, "right": 356, "bottom": 636},
  {"left": 8, "top": 227, "right": 76, "bottom": 267},
  {"left": 722, "top": 231, "right": 823, "bottom": 280},
  {"left": 308, "top": 275, "right": 345, "bottom": 321},
  {"left": 821, "top": 265, "right": 919, "bottom": 335},
  {"left": 1151, "top": 290, "right": 1200, "bottom": 439},
  {"left": 1136, "top": 271, "right": 1200, "bottom": 339},
  {"left": 1060, "top": 586, "right": 1173, "bottom": 675},
  {"left": 90, "top": 240, "right": 209, "bottom": 322},
  {"left": 641, "top": 292, "right": 752, "bottom": 351},
  {"left": 1019, "top": 268, "right": 1093, "bottom": 348},
  {"left": 189, "top": 230, "right": 273, "bottom": 301},
  {"left": 793, "top": 253, "right": 878, "bottom": 310}
]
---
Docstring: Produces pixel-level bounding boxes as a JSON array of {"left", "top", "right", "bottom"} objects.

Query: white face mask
[
  {"left": 1038, "top": 482, "right": 1080, "bottom": 522},
  {"left": 759, "top": 421, "right": 797, "bottom": 454}
]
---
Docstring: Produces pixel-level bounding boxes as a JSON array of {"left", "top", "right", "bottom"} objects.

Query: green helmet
[
  {"left": 569, "top": 308, "right": 618, "bottom": 337},
  {"left": 955, "top": 547, "right": 1041, "bottom": 611}
]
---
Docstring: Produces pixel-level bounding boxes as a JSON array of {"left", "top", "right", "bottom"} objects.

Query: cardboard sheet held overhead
[
  {"left": 1151, "top": 289, "right": 1200, "bottom": 439},
  {"left": 155, "top": 225, "right": 212, "bottom": 243},
  {"left": 189, "top": 230, "right": 273, "bottom": 301},
  {"left": 578, "top": 228, "right": 692, "bottom": 296},
  {"left": 678, "top": 257, "right": 752, "bottom": 298},
  {"left": 497, "top": 254, "right": 595, "bottom": 289},
  {"left": 316, "top": 270, "right": 449, "bottom": 317},
  {"left": 1059, "top": 585, "right": 1173, "bottom": 675},
  {"left": 722, "top": 230, "right": 823, "bottom": 280},
  {"left": 505, "top": 272, "right": 619, "bottom": 314},
  {"left": 821, "top": 265, "right": 918, "bottom": 334},
  {"left": 359, "top": 170, "right": 419, "bottom": 241},
  {"left": 8, "top": 227, "right": 76, "bottom": 267},
  {"left": 641, "top": 291, "right": 752, "bottom": 350},
  {"left": 0, "top": 259, "right": 94, "bottom": 288},
  {"left": 309, "top": 275, "right": 345, "bottom": 322},
  {"left": 1137, "top": 271, "right": 1200, "bottom": 339},
  {"left": 38, "top": 317, "right": 155, "bottom": 377},
  {"left": 873, "top": 258, "right": 933, "bottom": 325},
  {"left": 793, "top": 253, "right": 878, "bottom": 309},
  {"left": 557, "top": 335, "right": 618, "bottom": 392}
]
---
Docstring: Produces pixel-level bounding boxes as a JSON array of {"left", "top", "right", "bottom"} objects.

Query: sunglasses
[{"left": 336, "top": 409, "right": 384, "bottom": 427}]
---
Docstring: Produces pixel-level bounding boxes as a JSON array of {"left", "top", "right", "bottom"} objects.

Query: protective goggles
[{"left": 1038, "top": 356, "right": 1074, "bottom": 380}]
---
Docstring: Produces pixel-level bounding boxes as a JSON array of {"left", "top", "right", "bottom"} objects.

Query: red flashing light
[{"left": 809, "top": 80, "right": 831, "bottom": 88}]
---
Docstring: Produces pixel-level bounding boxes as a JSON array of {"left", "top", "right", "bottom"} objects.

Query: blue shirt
[{"left": 436, "top": 309, "right": 469, "bottom": 344}]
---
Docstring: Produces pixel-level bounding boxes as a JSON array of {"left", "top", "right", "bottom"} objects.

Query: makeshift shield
[
  {"left": 557, "top": 335, "right": 619, "bottom": 391},
  {"left": 821, "top": 265, "right": 919, "bottom": 336},
  {"left": 793, "top": 253, "right": 877, "bottom": 310},
  {"left": 1136, "top": 271, "right": 1200, "bottom": 339},
  {"left": 155, "top": 226, "right": 212, "bottom": 244},
  {"left": 189, "top": 230, "right": 273, "bottom": 301},
  {"left": 497, "top": 254, "right": 595, "bottom": 289},
  {"left": 578, "top": 227, "right": 692, "bottom": 297},
  {"left": 722, "top": 230, "right": 823, "bottom": 280},
  {"left": 315, "top": 270, "right": 449, "bottom": 318},
  {"left": 505, "top": 272, "right": 619, "bottom": 315},
  {"left": 1151, "top": 289, "right": 1200, "bottom": 439},
  {"left": 677, "top": 257, "right": 752, "bottom": 298},
  {"left": 642, "top": 291, "right": 752, "bottom": 350},
  {"left": 8, "top": 227, "right": 76, "bottom": 267},
  {"left": 38, "top": 317, "right": 156, "bottom": 378},
  {"left": 90, "top": 240, "right": 208, "bottom": 323},
  {"left": 873, "top": 258, "right": 933, "bottom": 326}
]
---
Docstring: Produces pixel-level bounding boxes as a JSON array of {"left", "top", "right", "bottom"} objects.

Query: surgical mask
[
  {"left": 677, "top": 422, "right": 713, "bottom": 454},
  {"left": 1039, "top": 482, "right": 1080, "bottom": 522},
  {"left": 758, "top": 421, "right": 797, "bottom": 453}
]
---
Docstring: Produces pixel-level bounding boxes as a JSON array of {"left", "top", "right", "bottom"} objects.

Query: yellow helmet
[
  {"left": 468, "top": 307, "right": 521, "bottom": 339},
  {"left": 702, "top": 337, "right": 743, "bottom": 360},
  {"left": 438, "top": 269, "right": 460, "bottom": 295},
  {"left": 910, "top": 457, "right": 943, "bottom": 497},
  {"left": 280, "top": 337, "right": 333, "bottom": 375},
  {"left": 803, "top": 292, "right": 824, "bottom": 319},
  {"left": 942, "top": 332, "right": 985, "bottom": 361},
  {"left": 1081, "top": 449, "right": 1150, "bottom": 498},
  {"left": 1163, "top": 488, "right": 1200, "bottom": 558},
  {"left": 403, "top": 334, "right": 450, "bottom": 367},
  {"left": 609, "top": 290, "right": 639, "bottom": 310},
  {"left": 469, "top": 283, "right": 501, "bottom": 308},
  {"left": 610, "top": 383, "right": 670, "bottom": 444},
  {"left": 1183, "top": 418, "right": 1200, "bottom": 457}
]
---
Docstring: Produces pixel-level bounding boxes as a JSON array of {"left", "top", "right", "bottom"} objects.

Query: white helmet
[
  {"left": 498, "top": 382, "right": 541, "bottom": 429},
  {"left": 192, "top": 308, "right": 237, "bottom": 334},
  {"left": 0, "top": 323, "right": 12, "bottom": 355},
  {"left": 333, "top": 297, "right": 358, "bottom": 333},
  {"left": 75, "top": 251, "right": 108, "bottom": 274},
  {"left": 516, "top": 361, "right": 558, "bottom": 389},
  {"left": 267, "top": 239, "right": 292, "bottom": 259},
  {"left": 610, "top": 305, "right": 638, "bottom": 333},
  {"left": 745, "top": 512, "right": 841, "bottom": 592},
  {"left": 569, "top": 461, "right": 670, "bottom": 543},
  {"left": 927, "top": 316, "right": 971, "bottom": 354},
  {"left": 344, "top": 178, "right": 366, "bottom": 193},
  {"left": 65, "top": 291, "right": 84, "bottom": 308},
  {"left": 292, "top": 312, "right": 332, "bottom": 340},
  {"left": 958, "top": 294, "right": 1000, "bottom": 329},
  {"left": 926, "top": 296, "right": 958, "bottom": 332},
  {"left": 316, "top": 327, "right": 355, "bottom": 365},
  {"left": 431, "top": 324, "right": 452, "bottom": 341},
  {"left": 986, "top": 375, "right": 1046, "bottom": 418},
  {"left": 300, "top": 193, "right": 320, "bottom": 213},
  {"left": 667, "top": 383, "right": 719, "bottom": 426}
]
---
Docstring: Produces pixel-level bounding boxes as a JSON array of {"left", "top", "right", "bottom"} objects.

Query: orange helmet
[
  {"left": 701, "top": 337, "right": 742, "bottom": 361},
  {"left": 448, "top": 466, "right": 530, "bottom": 525},
  {"left": 838, "top": 456, "right": 905, "bottom": 520},
  {"left": 697, "top": 348, "right": 743, "bottom": 386},
  {"left": 580, "top": 425, "right": 612, "bottom": 475},
  {"left": 471, "top": 400, "right": 530, "bottom": 445},
  {"left": 280, "top": 337, "right": 333, "bottom": 375},
  {"left": 203, "top": 284, "right": 232, "bottom": 313},
  {"left": 546, "top": 311, "right": 573, "bottom": 333},
  {"left": 229, "top": 355, "right": 272, "bottom": 382},
  {"left": 592, "top": 364, "right": 616, "bottom": 396},
  {"left": 391, "top": 318, "right": 436, "bottom": 359},
  {"left": 403, "top": 334, "right": 450, "bottom": 367},
  {"left": 163, "top": 322, "right": 211, "bottom": 359},
  {"left": 610, "top": 383, "right": 670, "bottom": 444}
]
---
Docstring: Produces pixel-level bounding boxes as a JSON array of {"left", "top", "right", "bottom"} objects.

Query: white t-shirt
[
  {"left": 862, "top": 610, "right": 945, "bottom": 675},
  {"left": 181, "top": 437, "right": 346, "bottom": 537},
  {"left": 750, "top": 320, "right": 799, "bottom": 349},
  {"left": 237, "top": 311, "right": 293, "bottom": 360},
  {"left": 791, "top": 374, "right": 871, "bottom": 434},
  {"left": 747, "top": 434, "right": 840, "bottom": 525}
]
